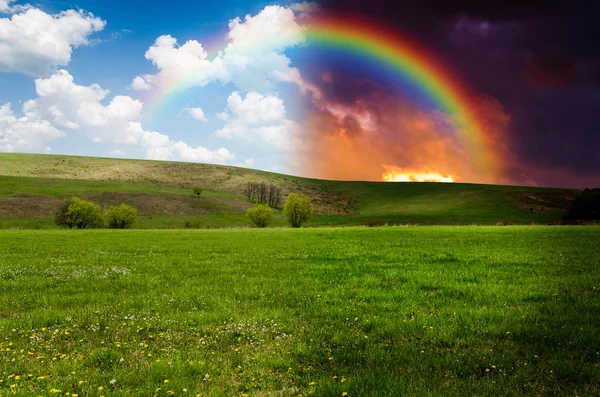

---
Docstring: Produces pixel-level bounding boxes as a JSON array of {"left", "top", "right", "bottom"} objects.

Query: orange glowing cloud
[{"left": 296, "top": 85, "right": 517, "bottom": 185}]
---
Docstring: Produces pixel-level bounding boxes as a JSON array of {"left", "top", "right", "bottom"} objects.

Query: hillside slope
[{"left": 0, "top": 153, "right": 577, "bottom": 228}]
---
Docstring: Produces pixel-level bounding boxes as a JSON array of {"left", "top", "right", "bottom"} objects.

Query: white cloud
[
  {"left": 131, "top": 5, "right": 312, "bottom": 94},
  {"left": 215, "top": 91, "right": 299, "bottom": 150},
  {"left": 224, "top": 91, "right": 286, "bottom": 125},
  {"left": 130, "top": 34, "right": 227, "bottom": 91},
  {"left": 179, "top": 107, "right": 208, "bottom": 122},
  {"left": 216, "top": 112, "right": 230, "bottom": 121},
  {"left": 130, "top": 76, "right": 152, "bottom": 91},
  {"left": 1, "top": 70, "right": 237, "bottom": 165},
  {"left": 0, "top": 7, "right": 105, "bottom": 76},
  {"left": 142, "top": 131, "right": 235, "bottom": 163},
  {"left": 0, "top": 0, "right": 29, "bottom": 13},
  {"left": 23, "top": 70, "right": 144, "bottom": 144},
  {"left": 244, "top": 158, "right": 254, "bottom": 166},
  {"left": 0, "top": 102, "right": 64, "bottom": 152}
]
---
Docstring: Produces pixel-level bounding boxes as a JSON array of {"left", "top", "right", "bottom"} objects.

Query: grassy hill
[{"left": 0, "top": 153, "right": 577, "bottom": 228}]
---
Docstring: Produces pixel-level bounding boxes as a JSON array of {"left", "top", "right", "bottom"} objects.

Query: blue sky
[{"left": 0, "top": 0, "right": 313, "bottom": 173}]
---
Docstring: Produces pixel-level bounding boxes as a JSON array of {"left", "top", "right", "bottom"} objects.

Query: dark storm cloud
[{"left": 313, "top": 0, "right": 600, "bottom": 187}]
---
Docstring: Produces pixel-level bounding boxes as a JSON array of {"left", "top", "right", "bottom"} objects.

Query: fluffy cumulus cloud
[
  {"left": 131, "top": 5, "right": 313, "bottom": 94},
  {"left": 0, "top": 102, "right": 64, "bottom": 152},
  {"left": 0, "top": 0, "right": 28, "bottom": 13},
  {"left": 179, "top": 107, "right": 208, "bottom": 122},
  {"left": 0, "top": 6, "right": 105, "bottom": 76},
  {"left": 0, "top": 70, "right": 236, "bottom": 163},
  {"left": 214, "top": 91, "right": 300, "bottom": 150},
  {"left": 21, "top": 70, "right": 144, "bottom": 144},
  {"left": 142, "top": 131, "right": 234, "bottom": 163}
]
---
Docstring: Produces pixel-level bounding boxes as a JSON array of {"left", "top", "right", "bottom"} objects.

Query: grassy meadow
[{"left": 1, "top": 226, "right": 599, "bottom": 396}]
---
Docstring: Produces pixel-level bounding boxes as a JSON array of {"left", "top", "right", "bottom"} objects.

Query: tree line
[{"left": 244, "top": 182, "right": 282, "bottom": 208}]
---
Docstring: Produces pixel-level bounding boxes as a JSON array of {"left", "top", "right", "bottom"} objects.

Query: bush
[
  {"left": 564, "top": 188, "right": 600, "bottom": 220},
  {"left": 246, "top": 204, "right": 272, "bottom": 228},
  {"left": 184, "top": 220, "right": 201, "bottom": 229},
  {"left": 63, "top": 197, "right": 103, "bottom": 229},
  {"left": 55, "top": 199, "right": 75, "bottom": 229},
  {"left": 105, "top": 203, "right": 138, "bottom": 229},
  {"left": 283, "top": 193, "right": 313, "bottom": 228},
  {"left": 192, "top": 187, "right": 203, "bottom": 198}
]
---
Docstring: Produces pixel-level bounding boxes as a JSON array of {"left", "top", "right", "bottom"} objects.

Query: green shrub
[
  {"left": 283, "top": 193, "right": 313, "bottom": 228},
  {"left": 184, "top": 220, "right": 201, "bottom": 229},
  {"left": 246, "top": 204, "right": 272, "bottom": 228},
  {"left": 105, "top": 204, "right": 138, "bottom": 229},
  {"left": 55, "top": 199, "right": 75, "bottom": 229},
  {"left": 192, "top": 187, "right": 203, "bottom": 198},
  {"left": 64, "top": 197, "right": 103, "bottom": 229}
]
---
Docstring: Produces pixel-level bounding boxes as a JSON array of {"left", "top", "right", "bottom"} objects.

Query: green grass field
[
  {"left": 1, "top": 226, "right": 599, "bottom": 396},
  {"left": 0, "top": 154, "right": 580, "bottom": 228}
]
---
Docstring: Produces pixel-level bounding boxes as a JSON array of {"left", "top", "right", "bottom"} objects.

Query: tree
[
  {"left": 105, "top": 203, "right": 138, "bottom": 229},
  {"left": 564, "top": 188, "right": 600, "bottom": 220},
  {"left": 246, "top": 204, "right": 272, "bottom": 228},
  {"left": 192, "top": 187, "right": 203, "bottom": 198},
  {"left": 64, "top": 197, "right": 103, "bottom": 229},
  {"left": 283, "top": 193, "right": 313, "bottom": 228},
  {"left": 55, "top": 199, "right": 75, "bottom": 229}
]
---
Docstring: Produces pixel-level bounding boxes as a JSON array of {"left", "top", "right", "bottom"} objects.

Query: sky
[{"left": 0, "top": 0, "right": 598, "bottom": 188}]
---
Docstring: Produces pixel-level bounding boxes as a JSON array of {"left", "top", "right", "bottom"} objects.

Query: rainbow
[
  {"left": 143, "top": 15, "right": 499, "bottom": 177},
  {"left": 306, "top": 16, "right": 498, "bottom": 176}
]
